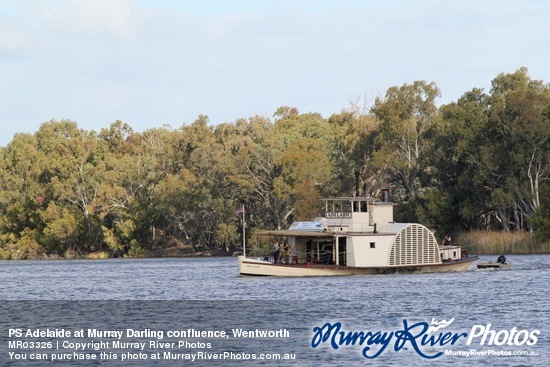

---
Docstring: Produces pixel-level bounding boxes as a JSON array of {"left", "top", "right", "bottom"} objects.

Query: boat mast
[
  {"left": 242, "top": 205, "right": 246, "bottom": 256},
  {"left": 236, "top": 204, "right": 246, "bottom": 256}
]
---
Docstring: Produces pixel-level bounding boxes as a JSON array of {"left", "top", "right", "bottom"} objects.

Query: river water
[{"left": 0, "top": 255, "right": 548, "bottom": 366}]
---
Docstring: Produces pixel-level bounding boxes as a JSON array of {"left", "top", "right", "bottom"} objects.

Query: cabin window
[
  {"left": 453, "top": 251, "right": 457, "bottom": 258},
  {"left": 370, "top": 242, "right": 376, "bottom": 249},
  {"left": 342, "top": 201, "right": 352, "bottom": 212}
]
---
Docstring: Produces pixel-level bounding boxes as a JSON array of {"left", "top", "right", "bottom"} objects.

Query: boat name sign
[{"left": 326, "top": 212, "right": 352, "bottom": 219}]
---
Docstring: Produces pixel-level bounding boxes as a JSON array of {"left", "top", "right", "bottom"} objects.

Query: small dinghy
[{"left": 477, "top": 255, "right": 511, "bottom": 269}]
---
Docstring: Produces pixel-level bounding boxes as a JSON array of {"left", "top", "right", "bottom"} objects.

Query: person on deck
[
  {"left": 278, "top": 240, "right": 285, "bottom": 263},
  {"left": 441, "top": 235, "right": 452, "bottom": 247},
  {"left": 272, "top": 239, "right": 280, "bottom": 263},
  {"left": 283, "top": 241, "right": 291, "bottom": 264}
]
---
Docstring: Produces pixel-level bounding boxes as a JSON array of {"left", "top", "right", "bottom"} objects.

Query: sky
[{"left": 1, "top": 0, "right": 549, "bottom": 146}]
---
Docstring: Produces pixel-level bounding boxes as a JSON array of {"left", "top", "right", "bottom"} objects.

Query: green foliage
[
  {"left": 215, "top": 223, "right": 238, "bottom": 252},
  {"left": 39, "top": 202, "right": 78, "bottom": 252},
  {"left": 415, "top": 188, "right": 454, "bottom": 231},
  {"left": 532, "top": 183, "right": 550, "bottom": 241},
  {"left": 1, "top": 68, "right": 550, "bottom": 259},
  {"left": 370, "top": 81, "right": 441, "bottom": 201},
  {"left": 10, "top": 228, "right": 44, "bottom": 260},
  {"left": 127, "top": 240, "right": 146, "bottom": 258},
  {"left": 294, "top": 180, "right": 323, "bottom": 221}
]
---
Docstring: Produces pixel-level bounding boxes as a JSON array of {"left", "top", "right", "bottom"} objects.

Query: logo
[
  {"left": 427, "top": 318, "right": 455, "bottom": 333},
  {"left": 466, "top": 324, "right": 539, "bottom": 346},
  {"left": 311, "top": 319, "right": 540, "bottom": 359}
]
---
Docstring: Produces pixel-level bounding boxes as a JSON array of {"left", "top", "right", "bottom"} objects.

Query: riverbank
[
  {"left": 2, "top": 232, "right": 549, "bottom": 260},
  {"left": 0, "top": 244, "right": 232, "bottom": 260},
  {"left": 457, "top": 231, "right": 550, "bottom": 254}
]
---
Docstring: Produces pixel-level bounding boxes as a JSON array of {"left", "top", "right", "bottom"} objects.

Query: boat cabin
[
  {"left": 440, "top": 246, "right": 463, "bottom": 262},
  {"left": 257, "top": 196, "right": 450, "bottom": 268}
]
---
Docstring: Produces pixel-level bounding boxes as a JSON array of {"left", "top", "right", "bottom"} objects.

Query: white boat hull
[{"left": 238, "top": 256, "right": 478, "bottom": 277}]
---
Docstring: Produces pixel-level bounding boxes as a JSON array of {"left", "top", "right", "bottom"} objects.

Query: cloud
[
  {"left": 39, "top": 0, "right": 135, "bottom": 40},
  {"left": 1, "top": 0, "right": 549, "bottom": 147},
  {"left": 0, "top": 13, "right": 30, "bottom": 51}
]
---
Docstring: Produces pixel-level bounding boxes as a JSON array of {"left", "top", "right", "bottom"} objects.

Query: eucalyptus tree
[
  {"left": 0, "top": 133, "right": 46, "bottom": 258},
  {"left": 210, "top": 116, "right": 275, "bottom": 249},
  {"left": 488, "top": 67, "right": 550, "bottom": 230},
  {"left": 173, "top": 115, "right": 230, "bottom": 249},
  {"left": 273, "top": 138, "right": 331, "bottom": 221},
  {"left": 370, "top": 81, "right": 441, "bottom": 203},
  {"left": 328, "top": 109, "right": 381, "bottom": 197},
  {"left": 270, "top": 107, "right": 334, "bottom": 226},
  {"left": 34, "top": 120, "right": 107, "bottom": 254},
  {"left": 224, "top": 115, "right": 275, "bottom": 217},
  {"left": 532, "top": 183, "right": 550, "bottom": 241},
  {"left": 0, "top": 120, "right": 107, "bottom": 257},
  {"left": 432, "top": 88, "right": 492, "bottom": 231}
]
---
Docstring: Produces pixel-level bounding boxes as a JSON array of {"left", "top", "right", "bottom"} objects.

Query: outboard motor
[{"left": 497, "top": 255, "right": 507, "bottom": 264}]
